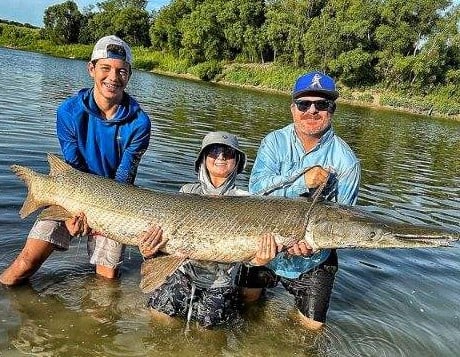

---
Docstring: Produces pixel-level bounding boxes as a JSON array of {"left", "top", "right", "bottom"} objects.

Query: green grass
[{"left": 1, "top": 23, "right": 458, "bottom": 120}]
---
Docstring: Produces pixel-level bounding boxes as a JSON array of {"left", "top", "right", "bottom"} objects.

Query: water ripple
[{"left": 1, "top": 47, "right": 459, "bottom": 356}]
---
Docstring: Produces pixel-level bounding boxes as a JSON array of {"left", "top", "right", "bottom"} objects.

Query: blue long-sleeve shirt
[
  {"left": 56, "top": 88, "right": 151, "bottom": 184},
  {"left": 249, "top": 124, "right": 360, "bottom": 278}
]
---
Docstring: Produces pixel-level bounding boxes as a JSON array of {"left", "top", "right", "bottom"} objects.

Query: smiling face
[
  {"left": 205, "top": 144, "right": 237, "bottom": 187},
  {"left": 291, "top": 95, "right": 333, "bottom": 150},
  {"left": 87, "top": 58, "right": 131, "bottom": 105}
]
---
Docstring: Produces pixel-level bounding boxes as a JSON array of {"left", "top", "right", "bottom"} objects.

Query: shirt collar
[{"left": 292, "top": 124, "right": 335, "bottom": 153}]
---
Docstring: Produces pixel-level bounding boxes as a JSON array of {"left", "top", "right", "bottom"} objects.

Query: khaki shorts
[{"left": 28, "top": 219, "right": 125, "bottom": 269}]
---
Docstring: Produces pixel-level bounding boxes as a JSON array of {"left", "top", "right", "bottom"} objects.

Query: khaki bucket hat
[{"left": 194, "top": 131, "right": 247, "bottom": 173}]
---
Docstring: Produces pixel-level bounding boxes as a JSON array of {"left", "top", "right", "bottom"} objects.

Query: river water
[{"left": 0, "top": 47, "right": 459, "bottom": 356}]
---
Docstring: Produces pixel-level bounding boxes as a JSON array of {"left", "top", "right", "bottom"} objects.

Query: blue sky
[{"left": 0, "top": 0, "right": 170, "bottom": 27}]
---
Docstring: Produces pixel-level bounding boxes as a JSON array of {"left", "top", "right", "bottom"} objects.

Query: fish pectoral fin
[
  {"left": 38, "top": 205, "right": 73, "bottom": 221},
  {"left": 140, "top": 255, "right": 186, "bottom": 293}
]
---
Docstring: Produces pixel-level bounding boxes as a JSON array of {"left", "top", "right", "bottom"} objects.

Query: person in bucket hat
[
  {"left": 194, "top": 131, "right": 246, "bottom": 175},
  {"left": 1, "top": 35, "right": 151, "bottom": 286},
  {"left": 247, "top": 70, "right": 361, "bottom": 330},
  {"left": 138, "top": 131, "right": 278, "bottom": 328}
]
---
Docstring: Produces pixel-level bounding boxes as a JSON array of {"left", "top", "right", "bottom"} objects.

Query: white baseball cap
[{"left": 90, "top": 35, "right": 132, "bottom": 65}]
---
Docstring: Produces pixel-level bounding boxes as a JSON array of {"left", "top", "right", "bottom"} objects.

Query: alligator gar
[{"left": 11, "top": 154, "right": 459, "bottom": 291}]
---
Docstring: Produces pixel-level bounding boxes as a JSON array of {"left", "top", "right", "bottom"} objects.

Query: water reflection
[{"left": 0, "top": 47, "right": 459, "bottom": 356}]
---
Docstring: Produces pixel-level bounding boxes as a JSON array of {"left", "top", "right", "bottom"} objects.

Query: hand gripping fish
[{"left": 11, "top": 154, "right": 459, "bottom": 292}]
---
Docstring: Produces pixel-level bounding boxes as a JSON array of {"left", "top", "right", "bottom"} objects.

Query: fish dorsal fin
[
  {"left": 38, "top": 205, "right": 73, "bottom": 221},
  {"left": 140, "top": 255, "right": 186, "bottom": 293},
  {"left": 47, "top": 153, "right": 73, "bottom": 177}
]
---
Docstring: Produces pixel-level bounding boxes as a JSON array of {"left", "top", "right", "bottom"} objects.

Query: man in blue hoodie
[
  {"left": 0, "top": 35, "right": 151, "bottom": 285},
  {"left": 248, "top": 71, "right": 361, "bottom": 330}
]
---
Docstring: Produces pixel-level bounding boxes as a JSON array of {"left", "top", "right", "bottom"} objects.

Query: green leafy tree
[
  {"left": 319, "top": 0, "right": 379, "bottom": 85},
  {"left": 84, "top": 0, "right": 151, "bottom": 46},
  {"left": 329, "top": 47, "right": 374, "bottom": 86},
  {"left": 180, "top": 0, "right": 225, "bottom": 63},
  {"left": 78, "top": 11, "right": 94, "bottom": 44},
  {"left": 142, "top": 0, "right": 458, "bottom": 96},
  {"left": 409, "top": 4, "right": 460, "bottom": 91},
  {"left": 218, "top": 0, "right": 266, "bottom": 62},
  {"left": 43, "top": 0, "right": 82, "bottom": 44},
  {"left": 149, "top": 0, "right": 196, "bottom": 55},
  {"left": 263, "top": 0, "right": 326, "bottom": 67},
  {"left": 262, "top": 4, "right": 291, "bottom": 62},
  {"left": 375, "top": 0, "right": 451, "bottom": 87},
  {"left": 113, "top": 7, "right": 151, "bottom": 45}
]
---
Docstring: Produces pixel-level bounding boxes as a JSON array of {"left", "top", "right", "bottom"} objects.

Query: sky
[{"left": 0, "top": 0, "right": 170, "bottom": 27}]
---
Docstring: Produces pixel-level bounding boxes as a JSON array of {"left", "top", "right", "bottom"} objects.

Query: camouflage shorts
[
  {"left": 236, "top": 265, "right": 279, "bottom": 289},
  {"left": 147, "top": 270, "right": 240, "bottom": 328},
  {"left": 28, "top": 219, "right": 124, "bottom": 268}
]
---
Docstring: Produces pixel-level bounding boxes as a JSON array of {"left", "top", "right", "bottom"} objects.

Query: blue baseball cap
[{"left": 292, "top": 71, "right": 339, "bottom": 100}]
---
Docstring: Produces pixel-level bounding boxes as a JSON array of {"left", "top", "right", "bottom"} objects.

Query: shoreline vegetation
[{"left": 1, "top": 22, "right": 459, "bottom": 122}]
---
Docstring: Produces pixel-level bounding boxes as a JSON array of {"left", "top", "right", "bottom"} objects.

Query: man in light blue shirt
[{"left": 248, "top": 71, "right": 361, "bottom": 330}]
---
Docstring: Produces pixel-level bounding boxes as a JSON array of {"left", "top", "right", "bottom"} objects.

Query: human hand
[
  {"left": 249, "top": 233, "right": 282, "bottom": 266},
  {"left": 139, "top": 225, "right": 167, "bottom": 259},
  {"left": 286, "top": 241, "right": 314, "bottom": 257},
  {"left": 304, "top": 166, "right": 329, "bottom": 189},
  {"left": 65, "top": 212, "right": 91, "bottom": 237}
]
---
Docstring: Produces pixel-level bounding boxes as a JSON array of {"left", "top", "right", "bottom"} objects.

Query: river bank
[
  {"left": 147, "top": 63, "right": 460, "bottom": 122},
  {"left": 0, "top": 22, "right": 458, "bottom": 122},
  {"left": 3, "top": 42, "right": 458, "bottom": 122}
]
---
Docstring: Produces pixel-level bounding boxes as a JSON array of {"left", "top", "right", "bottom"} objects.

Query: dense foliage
[
  {"left": 36, "top": 0, "right": 459, "bottom": 95},
  {"left": 41, "top": 0, "right": 151, "bottom": 46},
  {"left": 1, "top": 0, "right": 459, "bottom": 117}
]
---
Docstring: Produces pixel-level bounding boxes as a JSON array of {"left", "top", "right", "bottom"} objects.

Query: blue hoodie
[{"left": 56, "top": 88, "right": 151, "bottom": 184}]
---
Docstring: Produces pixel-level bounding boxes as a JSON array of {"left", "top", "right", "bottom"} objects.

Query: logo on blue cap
[
  {"left": 292, "top": 71, "right": 339, "bottom": 100},
  {"left": 310, "top": 74, "right": 323, "bottom": 89}
]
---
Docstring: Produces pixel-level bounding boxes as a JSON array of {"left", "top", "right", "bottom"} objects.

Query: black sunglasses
[
  {"left": 206, "top": 145, "right": 236, "bottom": 159},
  {"left": 294, "top": 99, "right": 332, "bottom": 112}
]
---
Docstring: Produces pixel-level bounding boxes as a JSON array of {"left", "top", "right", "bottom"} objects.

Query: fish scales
[{"left": 10, "top": 154, "right": 459, "bottom": 266}]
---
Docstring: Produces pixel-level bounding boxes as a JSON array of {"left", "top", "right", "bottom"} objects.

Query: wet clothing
[
  {"left": 33, "top": 88, "right": 150, "bottom": 268},
  {"left": 145, "top": 162, "right": 248, "bottom": 328},
  {"left": 280, "top": 250, "right": 338, "bottom": 323},
  {"left": 236, "top": 265, "right": 278, "bottom": 289},
  {"left": 248, "top": 124, "right": 360, "bottom": 321},
  {"left": 57, "top": 88, "right": 151, "bottom": 184},
  {"left": 249, "top": 124, "right": 360, "bottom": 278},
  {"left": 147, "top": 270, "right": 239, "bottom": 328},
  {"left": 28, "top": 220, "right": 124, "bottom": 268}
]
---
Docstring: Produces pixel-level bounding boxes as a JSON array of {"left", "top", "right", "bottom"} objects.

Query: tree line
[{"left": 42, "top": 0, "right": 459, "bottom": 96}]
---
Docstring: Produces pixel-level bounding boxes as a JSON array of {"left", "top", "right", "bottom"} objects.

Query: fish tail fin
[
  {"left": 47, "top": 153, "right": 73, "bottom": 176},
  {"left": 140, "top": 255, "right": 186, "bottom": 293},
  {"left": 10, "top": 164, "right": 46, "bottom": 218}
]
